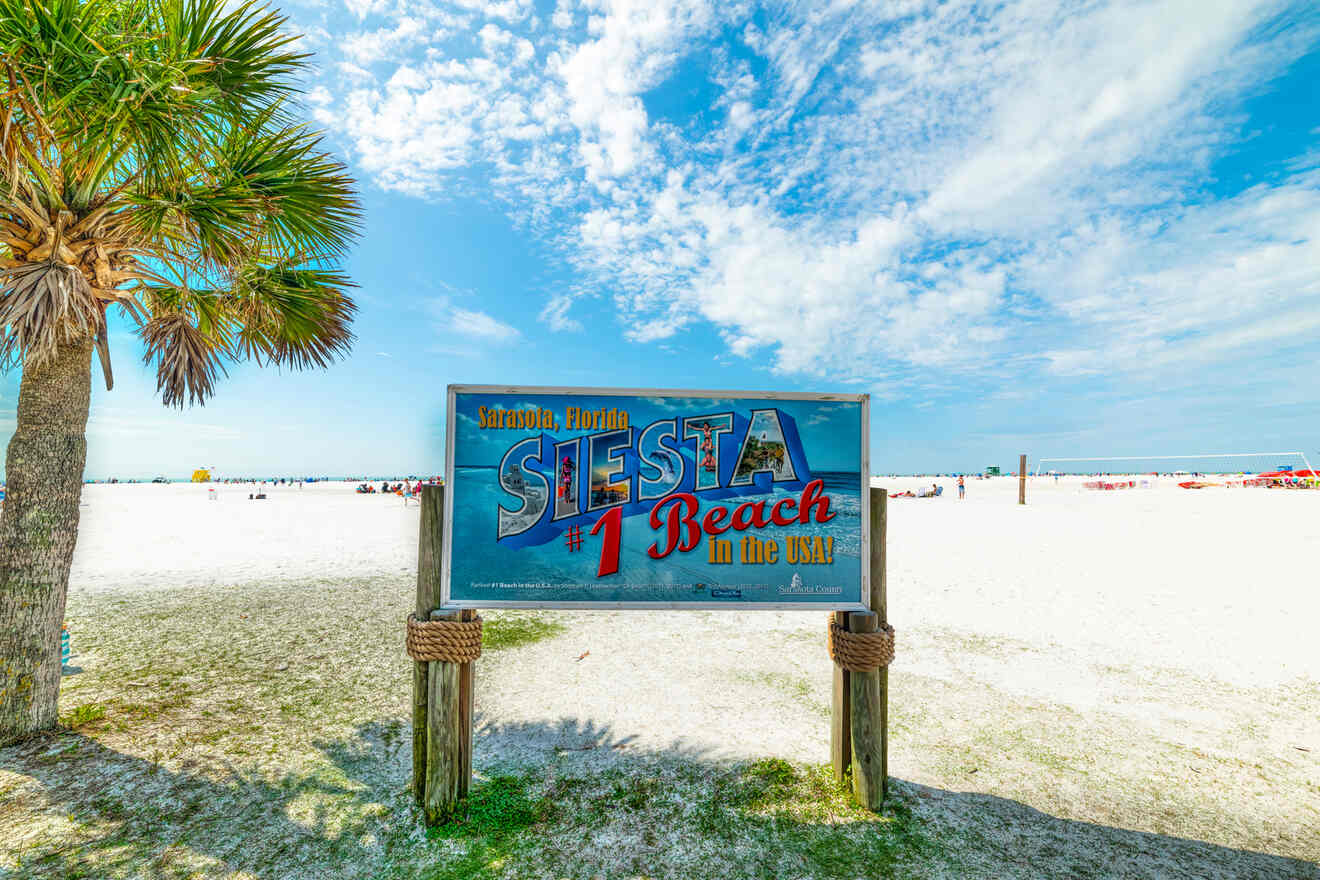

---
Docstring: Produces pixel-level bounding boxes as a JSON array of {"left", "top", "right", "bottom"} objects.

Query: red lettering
[
  {"left": 590, "top": 506, "right": 621, "bottom": 577},
  {"left": 770, "top": 496, "right": 798, "bottom": 526},
  {"left": 702, "top": 506, "right": 730, "bottom": 535},
  {"left": 648, "top": 493, "right": 701, "bottom": 559},
  {"left": 651, "top": 482, "right": 832, "bottom": 558},
  {"left": 798, "top": 479, "right": 836, "bottom": 524},
  {"left": 731, "top": 500, "right": 770, "bottom": 530}
]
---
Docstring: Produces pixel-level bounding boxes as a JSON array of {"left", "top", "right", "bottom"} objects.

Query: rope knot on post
[
  {"left": 827, "top": 616, "right": 895, "bottom": 672},
  {"left": 406, "top": 613, "right": 483, "bottom": 663}
]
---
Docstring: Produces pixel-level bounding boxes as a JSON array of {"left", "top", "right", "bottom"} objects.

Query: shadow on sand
[{"left": 1, "top": 717, "right": 1315, "bottom": 879}]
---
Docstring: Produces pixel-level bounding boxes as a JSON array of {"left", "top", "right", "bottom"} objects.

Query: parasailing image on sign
[{"left": 441, "top": 385, "right": 869, "bottom": 609}]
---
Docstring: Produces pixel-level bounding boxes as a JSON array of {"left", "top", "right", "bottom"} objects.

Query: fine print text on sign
[{"left": 442, "top": 386, "right": 869, "bottom": 609}]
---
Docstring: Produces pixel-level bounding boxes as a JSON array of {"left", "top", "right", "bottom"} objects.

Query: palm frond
[
  {"left": 124, "top": 180, "right": 263, "bottom": 267},
  {"left": 139, "top": 310, "right": 228, "bottom": 407},
  {"left": 231, "top": 263, "right": 356, "bottom": 369},
  {"left": 212, "top": 110, "right": 362, "bottom": 258},
  {"left": 159, "top": 0, "right": 307, "bottom": 114},
  {"left": 0, "top": 260, "right": 103, "bottom": 370}
]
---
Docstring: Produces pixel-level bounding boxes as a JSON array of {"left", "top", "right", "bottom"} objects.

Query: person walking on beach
[{"left": 957, "top": 475, "right": 965, "bottom": 499}]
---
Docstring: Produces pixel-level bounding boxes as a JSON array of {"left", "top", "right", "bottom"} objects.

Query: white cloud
[
  {"left": 343, "top": 0, "right": 386, "bottom": 20},
  {"left": 313, "top": 0, "right": 1320, "bottom": 388},
  {"left": 551, "top": 0, "right": 574, "bottom": 29},
  {"left": 341, "top": 16, "right": 429, "bottom": 65},
  {"left": 450, "top": 307, "right": 521, "bottom": 341},
  {"left": 539, "top": 291, "right": 585, "bottom": 332},
  {"left": 423, "top": 294, "right": 521, "bottom": 343}
]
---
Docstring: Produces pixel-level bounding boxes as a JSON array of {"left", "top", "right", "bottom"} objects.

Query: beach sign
[{"left": 441, "top": 385, "right": 869, "bottom": 609}]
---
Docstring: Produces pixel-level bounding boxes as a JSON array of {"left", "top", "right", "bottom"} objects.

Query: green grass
[
  {"left": 406, "top": 776, "right": 551, "bottom": 880},
  {"left": 60, "top": 703, "right": 107, "bottom": 730},
  {"left": 437, "top": 775, "right": 547, "bottom": 839},
  {"left": 385, "top": 760, "right": 934, "bottom": 880},
  {"left": 481, "top": 612, "right": 566, "bottom": 651}
]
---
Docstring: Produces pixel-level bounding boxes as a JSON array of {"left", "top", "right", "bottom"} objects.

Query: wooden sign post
[
  {"left": 411, "top": 484, "right": 476, "bottom": 823},
  {"left": 1019, "top": 453, "right": 1027, "bottom": 505},
  {"left": 831, "top": 487, "right": 888, "bottom": 807}
]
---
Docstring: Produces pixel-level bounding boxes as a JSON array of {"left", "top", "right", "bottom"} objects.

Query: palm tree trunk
[{"left": 0, "top": 338, "right": 92, "bottom": 745}]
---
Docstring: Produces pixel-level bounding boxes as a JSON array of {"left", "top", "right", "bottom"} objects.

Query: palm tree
[{"left": 0, "top": 0, "right": 360, "bottom": 744}]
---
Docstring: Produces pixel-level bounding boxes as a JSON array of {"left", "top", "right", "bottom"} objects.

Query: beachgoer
[
  {"left": 559, "top": 456, "right": 575, "bottom": 500},
  {"left": 957, "top": 475, "right": 965, "bottom": 499}
]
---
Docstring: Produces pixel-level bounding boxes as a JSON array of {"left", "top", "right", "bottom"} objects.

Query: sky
[{"left": 2, "top": 0, "right": 1319, "bottom": 478}]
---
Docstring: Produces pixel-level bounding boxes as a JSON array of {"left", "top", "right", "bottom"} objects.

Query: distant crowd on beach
[
  {"left": 355, "top": 478, "right": 441, "bottom": 496},
  {"left": 85, "top": 476, "right": 334, "bottom": 485}
]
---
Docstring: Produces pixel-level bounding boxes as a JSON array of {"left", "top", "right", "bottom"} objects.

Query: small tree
[{"left": 0, "top": 0, "right": 361, "bottom": 744}]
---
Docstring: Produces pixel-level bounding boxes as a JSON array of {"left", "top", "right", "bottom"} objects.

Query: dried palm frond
[
  {"left": 0, "top": 260, "right": 103, "bottom": 370},
  {"left": 139, "top": 312, "right": 228, "bottom": 408}
]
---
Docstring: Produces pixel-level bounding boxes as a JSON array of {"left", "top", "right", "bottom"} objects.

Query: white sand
[
  {"left": 66, "top": 476, "right": 1320, "bottom": 763},
  {"left": 880, "top": 475, "right": 1320, "bottom": 688},
  {"left": 70, "top": 481, "right": 421, "bottom": 590}
]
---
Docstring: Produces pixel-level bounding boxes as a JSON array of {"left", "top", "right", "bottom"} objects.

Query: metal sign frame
[{"left": 440, "top": 384, "right": 870, "bottom": 611}]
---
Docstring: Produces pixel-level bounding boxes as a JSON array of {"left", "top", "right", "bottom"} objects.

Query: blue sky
[{"left": 3, "top": 0, "right": 1318, "bottom": 478}]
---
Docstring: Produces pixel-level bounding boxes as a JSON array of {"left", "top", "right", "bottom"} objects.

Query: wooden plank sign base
[
  {"left": 848, "top": 610, "right": 884, "bottom": 810},
  {"left": 425, "top": 608, "right": 466, "bottom": 824},
  {"left": 832, "top": 487, "right": 890, "bottom": 808},
  {"left": 412, "top": 485, "right": 444, "bottom": 805},
  {"left": 830, "top": 610, "right": 852, "bottom": 785},
  {"left": 412, "top": 484, "right": 476, "bottom": 824}
]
